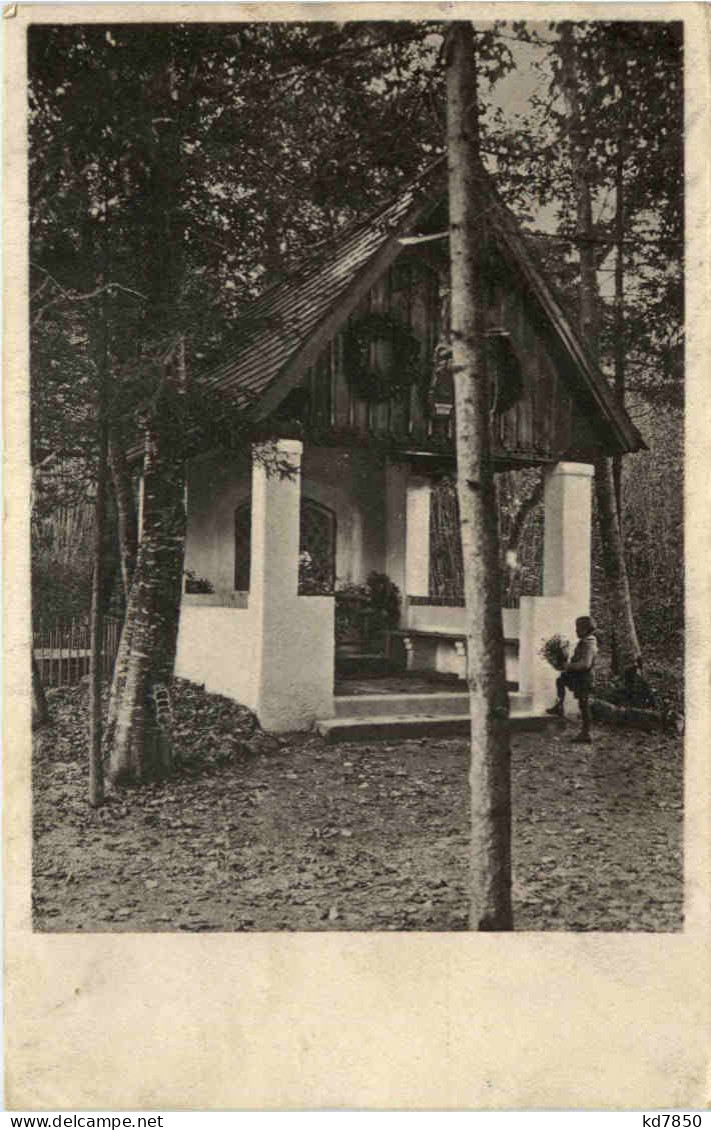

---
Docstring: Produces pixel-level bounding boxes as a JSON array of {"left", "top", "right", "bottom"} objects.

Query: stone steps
[
  {"left": 317, "top": 690, "right": 547, "bottom": 743},
  {"left": 334, "top": 690, "right": 533, "bottom": 719},
  {"left": 316, "top": 712, "right": 549, "bottom": 744}
]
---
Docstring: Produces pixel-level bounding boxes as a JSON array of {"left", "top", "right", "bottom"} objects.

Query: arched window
[
  {"left": 299, "top": 499, "right": 336, "bottom": 594},
  {"left": 234, "top": 496, "right": 336, "bottom": 594}
]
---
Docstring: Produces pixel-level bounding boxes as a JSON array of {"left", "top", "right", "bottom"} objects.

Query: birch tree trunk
[
  {"left": 88, "top": 372, "right": 108, "bottom": 807},
  {"left": 109, "top": 426, "right": 138, "bottom": 599},
  {"left": 612, "top": 127, "right": 626, "bottom": 530},
  {"left": 446, "top": 22, "right": 513, "bottom": 931},
  {"left": 558, "top": 22, "right": 642, "bottom": 676},
  {"left": 105, "top": 341, "right": 188, "bottom": 784},
  {"left": 32, "top": 654, "right": 50, "bottom": 728}
]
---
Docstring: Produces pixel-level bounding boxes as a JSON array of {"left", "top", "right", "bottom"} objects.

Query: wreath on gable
[{"left": 343, "top": 311, "right": 422, "bottom": 402}]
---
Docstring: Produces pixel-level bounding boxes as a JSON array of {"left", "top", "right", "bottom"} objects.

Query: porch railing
[{"left": 33, "top": 617, "right": 122, "bottom": 687}]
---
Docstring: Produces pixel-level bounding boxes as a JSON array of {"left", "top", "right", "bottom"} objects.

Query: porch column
[
  {"left": 543, "top": 461, "right": 594, "bottom": 615},
  {"left": 250, "top": 439, "right": 335, "bottom": 730},
  {"left": 249, "top": 438, "right": 303, "bottom": 604},
  {"left": 405, "top": 475, "right": 431, "bottom": 597}
]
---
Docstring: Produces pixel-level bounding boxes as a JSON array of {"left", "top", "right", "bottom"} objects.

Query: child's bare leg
[
  {"left": 573, "top": 693, "right": 592, "bottom": 742},
  {"left": 546, "top": 674, "right": 567, "bottom": 716}
]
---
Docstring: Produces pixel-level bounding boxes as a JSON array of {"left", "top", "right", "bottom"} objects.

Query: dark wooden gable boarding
[
  {"left": 198, "top": 161, "right": 644, "bottom": 469},
  {"left": 283, "top": 244, "right": 608, "bottom": 469}
]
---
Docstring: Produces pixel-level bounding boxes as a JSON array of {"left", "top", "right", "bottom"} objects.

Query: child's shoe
[{"left": 546, "top": 702, "right": 564, "bottom": 717}]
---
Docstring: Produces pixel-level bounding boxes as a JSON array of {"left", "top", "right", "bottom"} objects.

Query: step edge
[{"left": 319, "top": 711, "right": 546, "bottom": 728}]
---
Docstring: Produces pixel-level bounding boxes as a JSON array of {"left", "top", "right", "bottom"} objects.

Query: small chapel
[{"left": 172, "top": 160, "right": 644, "bottom": 737}]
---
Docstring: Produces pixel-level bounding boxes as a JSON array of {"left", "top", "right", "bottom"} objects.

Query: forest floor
[{"left": 33, "top": 679, "right": 683, "bottom": 933}]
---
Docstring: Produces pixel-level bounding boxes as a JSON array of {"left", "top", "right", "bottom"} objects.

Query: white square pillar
[
  {"left": 543, "top": 461, "right": 594, "bottom": 616},
  {"left": 405, "top": 475, "right": 431, "bottom": 597},
  {"left": 250, "top": 439, "right": 335, "bottom": 731},
  {"left": 249, "top": 438, "right": 303, "bottom": 604}
]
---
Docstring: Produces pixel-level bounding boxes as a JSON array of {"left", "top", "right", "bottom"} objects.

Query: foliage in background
[
  {"left": 430, "top": 471, "right": 544, "bottom": 605},
  {"left": 491, "top": 20, "right": 683, "bottom": 413},
  {"left": 591, "top": 404, "right": 683, "bottom": 669},
  {"left": 335, "top": 572, "right": 402, "bottom": 644}
]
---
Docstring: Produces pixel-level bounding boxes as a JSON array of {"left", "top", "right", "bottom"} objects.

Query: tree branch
[{"left": 30, "top": 266, "right": 148, "bottom": 326}]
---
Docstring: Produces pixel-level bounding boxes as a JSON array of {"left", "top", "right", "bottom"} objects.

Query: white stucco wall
[
  {"left": 175, "top": 604, "right": 261, "bottom": 709},
  {"left": 179, "top": 445, "right": 596, "bottom": 725},
  {"left": 250, "top": 440, "right": 335, "bottom": 729},
  {"left": 301, "top": 446, "right": 387, "bottom": 585},
  {"left": 517, "top": 464, "right": 594, "bottom": 711},
  {"left": 518, "top": 594, "right": 571, "bottom": 711},
  {"left": 183, "top": 449, "right": 251, "bottom": 593},
  {"left": 543, "top": 462, "right": 594, "bottom": 614},
  {"left": 258, "top": 595, "right": 334, "bottom": 728},
  {"left": 184, "top": 444, "right": 413, "bottom": 609},
  {"left": 178, "top": 442, "right": 337, "bottom": 730}
]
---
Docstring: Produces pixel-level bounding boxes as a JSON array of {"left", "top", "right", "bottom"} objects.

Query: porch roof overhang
[{"left": 194, "top": 158, "right": 645, "bottom": 459}]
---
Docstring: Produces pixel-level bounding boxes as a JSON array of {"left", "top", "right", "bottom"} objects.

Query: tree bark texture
[
  {"left": 612, "top": 62, "right": 627, "bottom": 529},
  {"left": 109, "top": 426, "right": 139, "bottom": 598},
  {"left": 446, "top": 22, "right": 513, "bottom": 931},
  {"left": 594, "top": 455, "right": 642, "bottom": 670},
  {"left": 32, "top": 654, "right": 50, "bottom": 728},
  {"left": 105, "top": 341, "right": 188, "bottom": 784},
  {"left": 558, "top": 22, "right": 641, "bottom": 676},
  {"left": 88, "top": 395, "right": 108, "bottom": 806}
]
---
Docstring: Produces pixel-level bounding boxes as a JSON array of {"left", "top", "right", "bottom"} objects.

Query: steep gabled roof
[
  {"left": 201, "top": 159, "right": 446, "bottom": 413},
  {"left": 199, "top": 158, "right": 645, "bottom": 454},
  {"left": 473, "top": 165, "right": 644, "bottom": 454}
]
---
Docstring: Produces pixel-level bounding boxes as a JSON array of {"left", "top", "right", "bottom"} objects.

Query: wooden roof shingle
[
  {"left": 197, "top": 157, "right": 645, "bottom": 455},
  {"left": 200, "top": 160, "right": 446, "bottom": 413}
]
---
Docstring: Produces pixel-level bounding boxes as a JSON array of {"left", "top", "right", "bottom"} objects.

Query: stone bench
[{"left": 386, "top": 628, "right": 519, "bottom": 684}]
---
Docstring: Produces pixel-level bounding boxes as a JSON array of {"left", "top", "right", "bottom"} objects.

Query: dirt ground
[{"left": 33, "top": 681, "right": 683, "bottom": 932}]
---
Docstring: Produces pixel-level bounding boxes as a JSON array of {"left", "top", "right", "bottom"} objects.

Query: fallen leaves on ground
[{"left": 33, "top": 679, "right": 683, "bottom": 932}]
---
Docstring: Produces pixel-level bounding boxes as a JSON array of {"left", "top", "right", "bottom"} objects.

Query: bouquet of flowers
[{"left": 539, "top": 634, "right": 570, "bottom": 671}]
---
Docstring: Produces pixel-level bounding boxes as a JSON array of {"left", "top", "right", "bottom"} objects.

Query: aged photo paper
[{"left": 4, "top": 1, "right": 710, "bottom": 1110}]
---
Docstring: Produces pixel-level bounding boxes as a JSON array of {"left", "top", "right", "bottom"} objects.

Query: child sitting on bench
[{"left": 546, "top": 615, "right": 598, "bottom": 743}]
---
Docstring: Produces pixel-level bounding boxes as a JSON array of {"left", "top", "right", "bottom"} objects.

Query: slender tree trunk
[
  {"left": 105, "top": 50, "right": 189, "bottom": 784},
  {"left": 559, "top": 27, "right": 599, "bottom": 363},
  {"left": 446, "top": 21, "right": 512, "bottom": 931},
  {"left": 32, "top": 654, "right": 50, "bottom": 728},
  {"left": 612, "top": 64, "right": 627, "bottom": 531},
  {"left": 109, "top": 425, "right": 138, "bottom": 598},
  {"left": 559, "top": 22, "right": 641, "bottom": 677},
  {"left": 87, "top": 189, "right": 113, "bottom": 807},
  {"left": 88, "top": 410, "right": 108, "bottom": 806},
  {"left": 105, "top": 341, "right": 188, "bottom": 784},
  {"left": 594, "top": 457, "right": 641, "bottom": 671},
  {"left": 88, "top": 310, "right": 109, "bottom": 807}
]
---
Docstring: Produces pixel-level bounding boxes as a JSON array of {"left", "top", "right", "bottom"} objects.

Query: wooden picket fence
[{"left": 33, "top": 618, "right": 122, "bottom": 687}]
